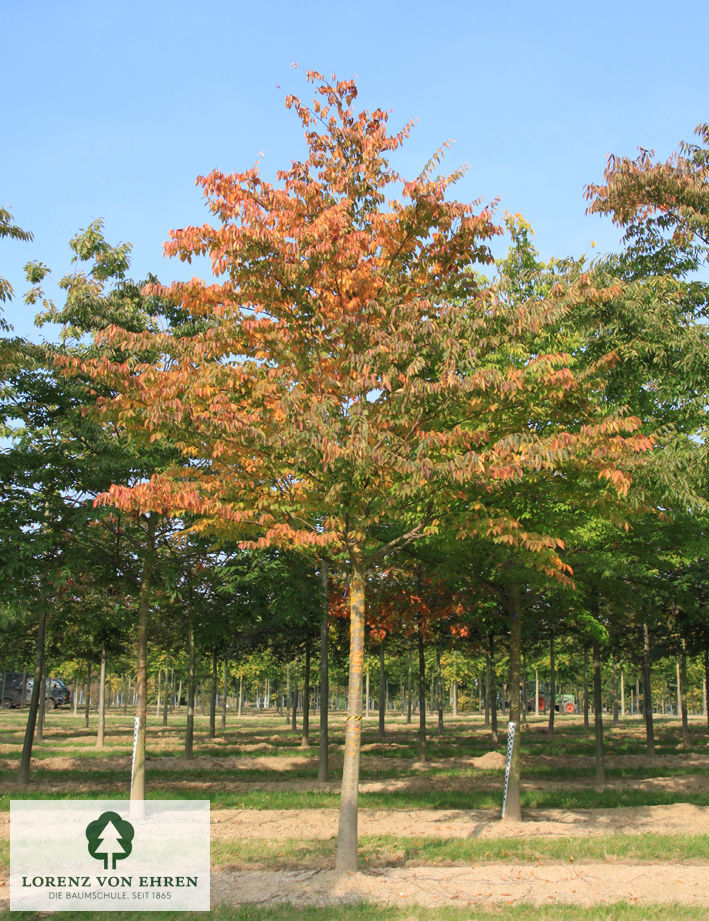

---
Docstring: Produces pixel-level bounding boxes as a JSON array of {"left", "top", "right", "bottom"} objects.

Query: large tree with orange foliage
[{"left": 78, "top": 72, "right": 651, "bottom": 869}]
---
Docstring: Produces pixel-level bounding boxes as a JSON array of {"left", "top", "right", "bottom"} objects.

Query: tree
[
  {"left": 0, "top": 206, "right": 32, "bottom": 329},
  {"left": 78, "top": 73, "right": 651, "bottom": 868}
]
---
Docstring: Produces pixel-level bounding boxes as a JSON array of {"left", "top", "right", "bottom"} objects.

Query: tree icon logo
[{"left": 85, "top": 811, "right": 135, "bottom": 870}]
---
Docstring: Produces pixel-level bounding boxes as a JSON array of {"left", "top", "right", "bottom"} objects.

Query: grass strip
[
  {"left": 211, "top": 833, "right": 709, "bottom": 869},
  {"left": 4, "top": 788, "right": 709, "bottom": 811},
  {"left": 2, "top": 902, "right": 709, "bottom": 921}
]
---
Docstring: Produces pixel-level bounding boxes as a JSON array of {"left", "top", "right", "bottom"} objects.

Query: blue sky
[{"left": 2, "top": 0, "right": 707, "bottom": 339}]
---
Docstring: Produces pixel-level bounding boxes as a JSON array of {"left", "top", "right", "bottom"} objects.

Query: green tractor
[{"left": 529, "top": 691, "right": 578, "bottom": 714}]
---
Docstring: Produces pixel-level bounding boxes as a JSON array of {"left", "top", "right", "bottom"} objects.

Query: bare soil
[{"left": 210, "top": 863, "right": 709, "bottom": 908}]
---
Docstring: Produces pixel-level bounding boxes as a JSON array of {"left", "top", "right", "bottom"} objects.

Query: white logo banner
[{"left": 11, "top": 800, "right": 210, "bottom": 911}]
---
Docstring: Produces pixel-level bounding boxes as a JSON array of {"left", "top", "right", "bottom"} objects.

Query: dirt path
[
  {"left": 210, "top": 803, "right": 709, "bottom": 839},
  {"left": 1, "top": 803, "right": 707, "bottom": 841},
  {"left": 211, "top": 864, "right": 709, "bottom": 908}
]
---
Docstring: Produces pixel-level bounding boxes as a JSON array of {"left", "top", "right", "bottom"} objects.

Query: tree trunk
[
  {"left": 503, "top": 587, "right": 522, "bottom": 821},
  {"left": 705, "top": 647, "right": 709, "bottom": 730},
  {"left": 96, "top": 646, "right": 107, "bottom": 748},
  {"left": 612, "top": 656, "right": 619, "bottom": 725},
  {"left": 335, "top": 566, "right": 366, "bottom": 873},
  {"left": 547, "top": 633, "right": 556, "bottom": 733},
  {"left": 301, "top": 644, "right": 311, "bottom": 748},
  {"left": 535, "top": 668, "right": 539, "bottom": 718},
  {"left": 489, "top": 634, "right": 498, "bottom": 745},
  {"left": 406, "top": 643, "right": 413, "bottom": 724},
  {"left": 452, "top": 679, "right": 458, "bottom": 717},
  {"left": 291, "top": 656, "right": 298, "bottom": 731},
  {"left": 319, "top": 560, "right": 330, "bottom": 781},
  {"left": 84, "top": 662, "right": 92, "bottom": 729},
  {"left": 583, "top": 647, "right": 590, "bottom": 729},
  {"left": 417, "top": 626, "right": 427, "bottom": 761},
  {"left": 592, "top": 636, "right": 605, "bottom": 787},
  {"left": 436, "top": 642, "right": 443, "bottom": 734},
  {"left": 285, "top": 663, "right": 290, "bottom": 723},
  {"left": 378, "top": 640, "right": 386, "bottom": 739},
  {"left": 680, "top": 638, "right": 690, "bottom": 746},
  {"left": 163, "top": 662, "right": 170, "bottom": 726},
  {"left": 131, "top": 515, "right": 155, "bottom": 801},
  {"left": 642, "top": 622, "right": 655, "bottom": 755},
  {"left": 620, "top": 670, "right": 625, "bottom": 717},
  {"left": 221, "top": 660, "right": 228, "bottom": 731},
  {"left": 185, "top": 620, "right": 196, "bottom": 759},
  {"left": 18, "top": 605, "right": 48, "bottom": 786},
  {"left": 36, "top": 659, "right": 46, "bottom": 742},
  {"left": 209, "top": 647, "right": 218, "bottom": 739}
]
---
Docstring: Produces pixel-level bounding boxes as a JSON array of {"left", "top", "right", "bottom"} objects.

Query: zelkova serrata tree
[{"left": 77, "top": 74, "right": 651, "bottom": 870}]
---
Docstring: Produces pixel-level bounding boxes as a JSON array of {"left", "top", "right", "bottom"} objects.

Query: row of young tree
[{"left": 1, "top": 73, "right": 707, "bottom": 871}]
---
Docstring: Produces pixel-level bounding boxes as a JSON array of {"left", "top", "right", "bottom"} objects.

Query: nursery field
[{"left": 1, "top": 709, "right": 709, "bottom": 918}]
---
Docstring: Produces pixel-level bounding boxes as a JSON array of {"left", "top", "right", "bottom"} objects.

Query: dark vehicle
[{"left": 0, "top": 673, "right": 71, "bottom": 709}]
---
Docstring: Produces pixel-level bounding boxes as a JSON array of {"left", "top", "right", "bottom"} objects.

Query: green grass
[
  {"left": 5, "top": 786, "right": 709, "bottom": 812},
  {"left": 3, "top": 903, "right": 709, "bottom": 921},
  {"left": 210, "top": 832, "right": 709, "bottom": 868}
]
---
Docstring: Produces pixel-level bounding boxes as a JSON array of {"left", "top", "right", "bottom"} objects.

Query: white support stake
[{"left": 501, "top": 720, "right": 516, "bottom": 819}]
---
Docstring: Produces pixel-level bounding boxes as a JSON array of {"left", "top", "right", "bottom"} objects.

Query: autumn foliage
[{"left": 72, "top": 72, "right": 656, "bottom": 869}]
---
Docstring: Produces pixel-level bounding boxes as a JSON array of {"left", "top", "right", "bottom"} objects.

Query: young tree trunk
[
  {"left": 452, "top": 679, "right": 458, "bottom": 717},
  {"left": 520, "top": 654, "right": 527, "bottom": 726},
  {"left": 592, "top": 637, "right": 605, "bottom": 788},
  {"left": 318, "top": 559, "right": 329, "bottom": 781},
  {"left": 680, "top": 638, "right": 690, "bottom": 746},
  {"left": 301, "top": 644, "right": 311, "bottom": 748},
  {"left": 378, "top": 640, "right": 386, "bottom": 739},
  {"left": 221, "top": 660, "right": 228, "bottom": 731},
  {"left": 131, "top": 515, "right": 156, "bottom": 801},
  {"left": 503, "top": 587, "right": 522, "bottom": 821},
  {"left": 417, "top": 626, "right": 427, "bottom": 761},
  {"left": 489, "top": 634, "right": 498, "bottom": 745},
  {"left": 185, "top": 620, "right": 196, "bottom": 759},
  {"left": 583, "top": 647, "right": 590, "bottom": 729},
  {"left": 612, "top": 656, "right": 619, "bottom": 725},
  {"left": 96, "top": 646, "right": 107, "bottom": 749},
  {"left": 84, "top": 662, "right": 92, "bottom": 729},
  {"left": 535, "top": 668, "right": 539, "bottom": 718},
  {"left": 238, "top": 675, "right": 243, "bottom": 716},
  {"left": 291, "top": 656, "right": 299, "bottom": 732},
  {"left": 335, "top": 566, "right": 365, "bottom": 873},
  {"left": 209, "top": 647, "right": 218, "bottom": 739},
  {"left": 18, "top": 605, "right": 48, "bottom": 786},
  {"left": 547, "top": 633, "right": 556, "bottom": 734},
  {"left": 620, "top": 670, "right": 625, "bottom": 717},
  {"left": 285, "top": 662, "right": 290, "bottom": 724},
  {"left": 36, "top": 659, "right": 46, "bottom": 742},
  {"left": 406, "top": 643, "right": 413, "bottom": 724},
  {"left": 485, "top": 662, "right": 490, "bottom": 727},
  {"left": 705, "top": 647, "right": 709, "bottom": 730},
  {"left": 436, "top": 642, "right": 444, "bottom": 735},
  {"left": 163, "top": 662, "right": 170, "bottom": 726},
  {"left": 642, "top": 622, "right": 655, "bottom": 755}
]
